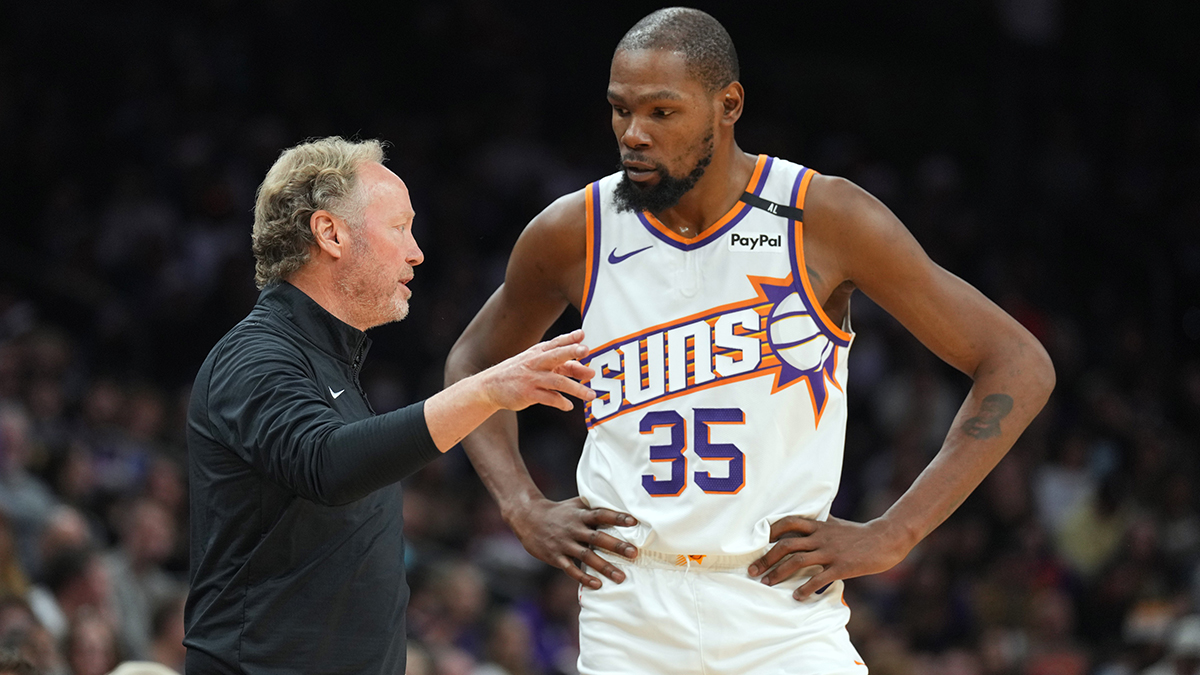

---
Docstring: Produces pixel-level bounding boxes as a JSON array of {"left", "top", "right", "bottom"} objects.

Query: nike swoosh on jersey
[
  {"left": 607, "top": 246, "right": 652, "bottom": 264},
  {"left": 329, "top": 388, "right": 345, "bottom": 399}
]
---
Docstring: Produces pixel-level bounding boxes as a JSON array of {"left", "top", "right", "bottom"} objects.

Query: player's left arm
[{"left": 749, "top": 175, "right": 1055, "bottom": 600}]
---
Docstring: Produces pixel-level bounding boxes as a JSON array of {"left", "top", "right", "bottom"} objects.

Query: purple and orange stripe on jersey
[
  {"left": 580, "top": 181, "right": 603, "bottom": 321},
  {"left": 637, "top": 154, "right": 774, "bottom": 251},
  {"left": 788, "top": 167, "right": 853, "bottom": 343}
]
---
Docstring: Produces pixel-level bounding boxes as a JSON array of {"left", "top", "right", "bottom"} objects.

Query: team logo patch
[{"left": 728, "top": 232, "right": 784, "bottom": 252}]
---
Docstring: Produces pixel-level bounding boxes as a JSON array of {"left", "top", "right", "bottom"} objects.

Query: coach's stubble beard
[{"left": 337, "top": 238, "right": 410, "bottom": 331}]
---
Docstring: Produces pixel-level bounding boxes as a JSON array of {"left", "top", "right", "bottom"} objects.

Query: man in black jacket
[{"left": 184, "top": 137, "right": 595, "bottom": 674}]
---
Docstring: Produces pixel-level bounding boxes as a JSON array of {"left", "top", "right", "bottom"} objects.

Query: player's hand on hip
[
  {"left": 482, "top": 329, "right": 596, "bottom": 412},
  {"left": 508, "top": 496, "right": 638, "bottom": 589},
  {"left": 747, "top": 515, "right": 913, "bottom": 601}
]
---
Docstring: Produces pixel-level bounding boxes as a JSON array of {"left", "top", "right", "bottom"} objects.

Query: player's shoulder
[
  {"left": 804, "top": 173, "right": 901, "bottom": 244},
  {"left": 512, "top": 185, "right": 590, "bottom": 263},
  {"left": 805, "top": 174, "right": 877, "bottom": 221},
  {"left": 527, "top": 185, "right": 588, "bottom": 234}
]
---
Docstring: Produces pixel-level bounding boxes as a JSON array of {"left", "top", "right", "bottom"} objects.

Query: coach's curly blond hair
[{"left": 251, "top": 137, "right": 385, "bottom": 289}]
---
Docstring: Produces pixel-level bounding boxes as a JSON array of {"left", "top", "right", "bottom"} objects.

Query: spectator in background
[
  {"left": 0, "top": 515, "right": 29, "bottom": 602},
  {"left": 0, "top": 648, "right": 38, "bottom": 675},
  {"left": 0, "top": 406, "right": 59, "bottom": 577},
  {"left": 104, "top": 499, "right": 182, "bottom": 660},
  {"left": 33, "top": 506, "right": 93, "bottom": 583},
  {"left": 146, "top": 594, "right": 184, "bottom": 673},
  {"left": 63, "top": 609, "right": 119, "bottom": 675},
  {"left": 28, "top": 548, "right": 113, "bottom": 644},
  {"left": 0, "top": 599, "right": 62, "bottom": 675},
  {"left": 474, "top": 608, "right": 536, "bottom": 675},
  {"left": 1143, "top": 615, "right": 1200, "bottom": 675},
  {"left": 409, "top": 558, "right": 490, "bottom": 661}
]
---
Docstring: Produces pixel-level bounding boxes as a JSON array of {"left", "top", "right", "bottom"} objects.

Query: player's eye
[
  {"left": 612, "top": 105, "right": 630, "bottom": 116},
  {"left": 654, "top": 108, "right": 673, "bottom": 117}
]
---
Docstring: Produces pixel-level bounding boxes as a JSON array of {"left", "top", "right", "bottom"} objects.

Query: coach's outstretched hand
[
  {"left": 747, "top": 515, "right": 914, "bottom": 601},
  {"left": 425, "top": 330, "right": 596, "bottom": 452},
  {"left": 507, "top": 496, "right": 639, "bottom": 589},
  {"left": 479, "top": 329, "right": 598, "bottom": 412}
]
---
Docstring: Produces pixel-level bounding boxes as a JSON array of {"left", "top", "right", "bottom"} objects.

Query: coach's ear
[{"left": 310, "top": 210, "right": 347, "bottom": 260}]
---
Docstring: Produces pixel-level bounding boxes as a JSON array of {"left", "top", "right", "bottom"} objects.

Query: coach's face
[
  {"left": 338, "top": 162, "right": 424, "bottom": 330},
  {"left": 608, "top": 48, "right": 719, "bottom": 189}
]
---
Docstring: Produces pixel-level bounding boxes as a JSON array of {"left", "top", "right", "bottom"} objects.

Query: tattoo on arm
[{"left": 961, "top": 394, "right": 1014, "bottom": 440}]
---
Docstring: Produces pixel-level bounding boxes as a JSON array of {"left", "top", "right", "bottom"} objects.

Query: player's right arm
[{"left": 445, "top": 189, "right": 638, "bottom": 589}]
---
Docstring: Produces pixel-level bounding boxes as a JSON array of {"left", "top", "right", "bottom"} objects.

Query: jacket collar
[{"left": 257, "top": 282, "right": 371, "bottom": 369}]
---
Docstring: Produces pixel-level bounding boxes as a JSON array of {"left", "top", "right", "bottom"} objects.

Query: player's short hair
[
  {"left": 252, "top": 136, "right": 385, "bottom": 289},
  {"left": 616, "top": 7, "right": 739, "bottom": 93}
]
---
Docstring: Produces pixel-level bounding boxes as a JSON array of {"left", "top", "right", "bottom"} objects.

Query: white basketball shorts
[{"left": 578, "top": 549, "right": 868, "bottom": 675}]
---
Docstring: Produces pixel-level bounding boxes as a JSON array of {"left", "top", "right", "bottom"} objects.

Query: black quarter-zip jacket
[{"left": 184, "top": 281, "right": 441, "bottom": 674}]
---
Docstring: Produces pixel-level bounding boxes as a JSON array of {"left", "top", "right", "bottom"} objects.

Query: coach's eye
[
  {"left": 612, "top": 105, "right": 630, "bottom": 116},
  {"left": 654, "top": 108, "right": 674, "bottom": 118}
]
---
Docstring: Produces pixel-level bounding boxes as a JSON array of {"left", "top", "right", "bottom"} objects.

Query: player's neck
[{"left": 653, "top": 146, "right": 757, "bottom": 238}]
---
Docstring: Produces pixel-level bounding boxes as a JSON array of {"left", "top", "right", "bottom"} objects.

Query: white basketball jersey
[{"left": 578, "top": 155, "right": 855, "bottom": 555}]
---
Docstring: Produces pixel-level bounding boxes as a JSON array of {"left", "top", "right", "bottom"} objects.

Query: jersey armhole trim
[
  {"left": 581, "top": 182, "right": 602, "bottom": 322},
  {"left": 790, "top": 168, "right": 853, "bottom": 342}
]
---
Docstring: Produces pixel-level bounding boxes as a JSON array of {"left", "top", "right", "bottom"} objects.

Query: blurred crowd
[{"left": 1, "top": 1, "right": 1199, "bottom": 674}]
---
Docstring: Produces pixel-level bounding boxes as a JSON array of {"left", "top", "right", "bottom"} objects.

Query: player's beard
[
  {"left": 614, "top": 130, "right": 714, "bottom": 214},
  {"left": 337, "top": 237, "right": 410, "bottom": 330}
]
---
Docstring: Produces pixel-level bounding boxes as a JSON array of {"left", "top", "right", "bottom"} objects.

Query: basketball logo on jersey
[{"left": 583, "top": 274, "right": 850, "bottom": 428}]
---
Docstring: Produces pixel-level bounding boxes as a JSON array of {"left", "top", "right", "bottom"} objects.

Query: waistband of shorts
[{"left": 596, "top": 546, "right": 765, "bottom": 572}]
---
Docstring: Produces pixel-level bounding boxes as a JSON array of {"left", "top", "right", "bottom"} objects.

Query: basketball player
[{"left": 445, "top": 8, "right": 1054, "bottom": 674}]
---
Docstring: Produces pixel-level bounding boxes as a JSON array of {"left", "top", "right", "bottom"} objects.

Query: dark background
[{"left": 1, "top": 1, "right": 1199, "bottom": 674}]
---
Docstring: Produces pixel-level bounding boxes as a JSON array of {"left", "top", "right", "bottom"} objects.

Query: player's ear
[
  {"left": 719, "top": 81, "right": 744, "bottom": 126},
  {"left": 310, "top": 210, "right": 346, "bottom": 260}
]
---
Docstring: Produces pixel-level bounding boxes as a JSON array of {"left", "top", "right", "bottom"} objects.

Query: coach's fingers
[
  {"left": 540, "top": 329, "right": 586, "bottom": 351},
  {"left": 527, "top": 389, "right": 573, "bottom": 412},
  {"left": 536, "top": 343, "right": 591, "bottom": 370},
  {"left": 555, "top": 360, "right": 595, "bottom": 381},
  {"left": 542, "top": 372, "right": 596, "bottom": 401}
]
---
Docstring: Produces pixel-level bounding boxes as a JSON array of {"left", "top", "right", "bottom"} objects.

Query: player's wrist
[
  {"left": 871, "top": 513, "right": 922, "bottom": 557},
  {"left": 498, "top": 490, "right": 549, "bottom": 528}
]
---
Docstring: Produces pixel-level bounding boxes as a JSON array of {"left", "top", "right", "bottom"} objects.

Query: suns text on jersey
[{"left": 582, "top": 274, "right": 850, "bottom": 428}]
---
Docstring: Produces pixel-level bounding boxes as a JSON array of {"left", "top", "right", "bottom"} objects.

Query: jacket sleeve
[{"left": 202, "top": 330, "right": 441, "bottom": 506}]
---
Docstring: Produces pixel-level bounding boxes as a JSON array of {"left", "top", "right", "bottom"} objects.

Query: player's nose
[{"left": 621, "top": 117, "right": 652, "bottom": 149}]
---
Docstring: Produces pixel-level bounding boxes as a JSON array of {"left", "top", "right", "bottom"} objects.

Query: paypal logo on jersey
[
  {"left": 583, "top": 274, "right": 851, "bottom": 428},
  {"left": 728, "top": 232, "right": 785, "bottom": 252}
]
